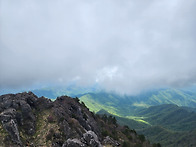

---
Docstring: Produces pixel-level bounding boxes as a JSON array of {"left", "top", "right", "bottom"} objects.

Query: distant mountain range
[{"left": 32, "top": 85, "right": 100, "bottom": 99}]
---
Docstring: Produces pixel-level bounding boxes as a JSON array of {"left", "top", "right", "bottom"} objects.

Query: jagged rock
[
  {"left": 63, "top": 138, "right": 86, "bottom": 147},
  {"left": 103, "top": 136, "right": 120, "bottom": 146},
  {"left": 63, "top": 131, "right": 102, "bottom": 147},
  {"left": 0, "top": 108, "right": 21, "bottom": 145},
  {"left": 0, "top": 92, "right": 153, "bottom": 147},
  {"left": 82, "top": 131, "right": 102, "bottom": 147},
  {"left": 19, "top": 100, "right": 35, "bottom": 135},
  {"left": 0, "top": 92, "right": 38, "bottom": 145}
]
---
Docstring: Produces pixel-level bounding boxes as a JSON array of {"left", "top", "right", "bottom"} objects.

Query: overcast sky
[{"left": 0, "top": 0, "right": 196, "bottom": 94}]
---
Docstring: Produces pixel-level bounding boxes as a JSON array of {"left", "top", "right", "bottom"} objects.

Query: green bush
[
  {"left": 122, "top": 141, "right": 130, "bottom": 147},
  {"left": 138, "top": 134, "right": 145, "bottom": 142},
  {"left": 47, "top": 115, "right": 55, "bottom": 123},
  {"left": 101, "top": 129, "right": 109, "bottom": 137}
]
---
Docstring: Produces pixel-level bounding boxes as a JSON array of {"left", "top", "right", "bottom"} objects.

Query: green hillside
[
  {"left": 79, "top": 92, "right": 141, "bottom": 116},
  {"left": 79, "top": 88, "right": 196, "bottom": 117},
  {"left": 136, "top": 104, "right": 196, "bottom": 131},
  {"left": 97, "top": 105, "right": 196, "bottom": 147},
  {"left": 97, "top": 109, "right": 150, "bottom": 130},
  {"left": 137, "top": 126, "right": 196, "bottom": 147},
  {"left": 32, "top": 85, "right": 100, "bottom": 99}
]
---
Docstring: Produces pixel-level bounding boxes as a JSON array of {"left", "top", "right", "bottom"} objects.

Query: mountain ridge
[
  {"left": 97, "top": 104, "right": 196, "bottom": 147},
  {"left": 0, "top": 92, "right": 154, "bottom": 147}
]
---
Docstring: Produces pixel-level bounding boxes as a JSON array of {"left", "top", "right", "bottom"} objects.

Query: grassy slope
[
  {"left": 79, "top": 88, "right": 196, "bottom": 116},
  {"left": 97, "top": 109, "right": 150, "bottom": 130},
  {"left": 136, "top": 104, "right": 196, "bottom": 131},
  {"left": 81, "top": 90, "right": 196, "bottom": 147},
  {"left": 97, "top": 105, "right": 196, "bottom": 147}
]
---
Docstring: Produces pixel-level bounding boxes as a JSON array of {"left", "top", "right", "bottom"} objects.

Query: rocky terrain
[{"left": 0, "top": 92, "right": 155, "bottom": 147}]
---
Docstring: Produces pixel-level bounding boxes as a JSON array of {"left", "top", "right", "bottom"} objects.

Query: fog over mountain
[{"left": 1, "top": 0, "right": 196, "bottom": 94}]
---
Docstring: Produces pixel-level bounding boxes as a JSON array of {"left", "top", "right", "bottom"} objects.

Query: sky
[{"left": 0, "top": 0, "right": 196, "bottom": 94}]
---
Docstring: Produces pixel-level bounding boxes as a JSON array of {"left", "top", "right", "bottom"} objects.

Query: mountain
[
  {"left": 79, "top": 88, "right": 196, "bottom": 117},
  {"left": 97, "top": 104, "right": 196, "bottom": 147},
  {"left": 32, "top": 85, "right": 100, "bottom": 99},
  {"left": 135, "top": 104, "right": 196, "bottom": 131},
  {"left": 0, "top": 92, "right": 154, "bottom": 147},
  {"left": 137, "top": 126, "right": 196, "bottom": 147}
]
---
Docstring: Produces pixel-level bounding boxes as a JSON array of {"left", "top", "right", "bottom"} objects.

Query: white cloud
[{"left": 0, "top": 0, "right": 196, "bottom": 94}]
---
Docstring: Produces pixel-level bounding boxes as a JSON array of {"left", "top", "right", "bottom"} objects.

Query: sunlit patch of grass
[
  {"left": 132, "top": 102, "right": 150, "bottom": 108},
  {"left": 125, "top": 116, "right": 151, "bottom": 126},
  {"left": 80, "top": 95, "right": 119, "bottom": 116}
]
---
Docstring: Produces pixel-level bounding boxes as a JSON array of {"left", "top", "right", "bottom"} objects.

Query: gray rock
[
  {"left": 63, "top": 138, "right": 86, "bottom": 147},
  {"left": 103, "top": 136, "right": 120, "bottom": 146},
  {"left": 63, "top": 131, "right": 102, "bottom": 147},
  {"left": 82, "top": 131, "right": 102, "bottom": 147},
  {"left": 0, "top": 108, "right": 22, "bottom": 145}
]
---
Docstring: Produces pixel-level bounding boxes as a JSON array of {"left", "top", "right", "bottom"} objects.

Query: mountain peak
[{"left": 0, "top": 92, "right": 153, "bottom": 147}]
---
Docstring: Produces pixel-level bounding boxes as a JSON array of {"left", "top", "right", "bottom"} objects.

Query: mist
[{"left": 1, "top": 0, "right": 196, "bottom": 94}]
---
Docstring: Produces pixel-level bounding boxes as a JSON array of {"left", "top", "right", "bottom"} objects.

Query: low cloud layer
[{"left": 1, "top": 0, "right": 196, "bottom": 94}]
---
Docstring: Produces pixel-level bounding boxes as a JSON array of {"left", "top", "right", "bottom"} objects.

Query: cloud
[{"left": 0, "top": 0, "right": 196, "bottom": 94}]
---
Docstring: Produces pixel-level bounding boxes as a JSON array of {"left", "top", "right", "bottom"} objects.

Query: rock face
[
  {"left": 0, "top": 92, "right": 38, "bottom": 145},
  {"left": 63, "top": 131, "right": 102, "bottom": 147},
  {"left": 0, "top": 108, "right": 21, "bottom": 145},
  {"left": 0, "top": 92, "right": 153, "bottom": 147}
]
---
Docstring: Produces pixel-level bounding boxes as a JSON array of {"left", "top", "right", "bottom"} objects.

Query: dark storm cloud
[{"left": 1, "top": 0, "right": 196, "bottom": 94}]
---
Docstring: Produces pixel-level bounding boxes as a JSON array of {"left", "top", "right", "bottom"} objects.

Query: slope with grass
[
  {"left": 136, "top": 104, "right": 196, "bottom": 131},
  {"left": 136, "top": 126, "right": 196, "bottom": 147},
  {"left": 79, "top": 88, "right": 196, "bottom": 117},
  {"left": 96, "top": 104, "right": 196, "bottom": 147}
]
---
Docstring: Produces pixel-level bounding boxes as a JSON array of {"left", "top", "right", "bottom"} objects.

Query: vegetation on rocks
[{"left": 0, "top": 92, "right": 154, "bottom": 147}]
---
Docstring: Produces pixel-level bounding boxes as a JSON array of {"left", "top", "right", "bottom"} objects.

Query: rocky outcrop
[
  {"left": 102, "top": 136, "right": 120, "bottom": 146},
  {"left": 63, "top": 131, "right": 102, "bottom": 147},
  {"left": 0, "top": 92, "right": 39, "bottom": 145},
  {"left": 0, "top": 92, "right": 153, "bottom": 147},
  {"left": 0, "top": 108, "right": 21, "bottom": 145}
]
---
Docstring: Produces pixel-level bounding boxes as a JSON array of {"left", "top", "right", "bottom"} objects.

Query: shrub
[
  {"left": 122, "top": 141, "right": 130, "bottom": 147},
  {"left": 153, "top": 143, "right": 161, "bottom": 147},
  {"left": 101, "top": 129, "right": 109, "bottom": 137},
  {"left": 71, "top": 114, "right": 77, "bottom": 119},
  {"left": 59, "top": 117, "right": 64, "bottom": 122},
  {"left": 47, "top": 115, "right": 55, "bottom": 123},
  {"left": 138, "top": 134, "right": 145, "bottom": 142},
  {"left": 127, "top": 135, "right": 132, "bottom": 140},
  {"left": 46, "top": 132, "right": 53, "bottom": 140},
  {"left": 49, "top": 128, "right": 55, "bottom": 134}
]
